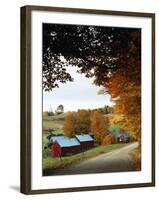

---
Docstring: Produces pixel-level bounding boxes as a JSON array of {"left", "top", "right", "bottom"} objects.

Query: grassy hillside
[{"left": 43, "top": 113, "right": 67, "bottom": 134}]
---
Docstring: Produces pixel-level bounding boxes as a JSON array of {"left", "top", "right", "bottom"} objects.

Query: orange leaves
[
  {"left": 105, "top": 67, "right": 141, "bottom": 141},
  {"left": 102, "top": 134, "right": 112, "bottom": 145},
  {"left": 63, "top": 110, "right": 91, "bottom": 137},
  {"left": 63, "top": 112, "right": 77, "bottom": 137},
  {"left": 105, "top": 62, "right": 141, "bottom": 142},
  {"left": 64, "top": 110, "right": 110, "bottom": 143},
  {"left": 90, "top": 112, "right": 109, "bottom": 143}
]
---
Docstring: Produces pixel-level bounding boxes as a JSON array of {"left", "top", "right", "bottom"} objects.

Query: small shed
[
  {"left": 118, "top": 133, "right": 130, "bottom": 143},
  {"left": 75, "top": 134, "right": 94, "bottom": 150},
  {"left": 51, "top": 137, "right": 81, "bottom": 157}
]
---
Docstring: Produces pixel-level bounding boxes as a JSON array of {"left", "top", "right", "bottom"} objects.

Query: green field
[
  {"left": 43, "top": 114, "right": 65, "bottom": 134},
  {"left": 42, "top": 114, "right": 65, "bottom": 158},
  {"left": 43, "top": 143, "right": 127, "bottom": 170}
]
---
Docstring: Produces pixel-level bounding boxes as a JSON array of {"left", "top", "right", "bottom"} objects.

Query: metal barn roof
[
  {"left": 50, "top": 136, "right": 80, "bottom": 147},
  {"left": 50, "top": 136, "right": 65, "bottom": 143},
  {"left": 75, "top": 134, "right": 94, "bottom": 142},
  {"left": 57, "top": 137, "right": 80, "bottom": 147}
]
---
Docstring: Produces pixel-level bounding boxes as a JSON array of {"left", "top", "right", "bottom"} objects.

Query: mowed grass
[{"left": 43, "top": 143, "right": 127, "bottom": 170}]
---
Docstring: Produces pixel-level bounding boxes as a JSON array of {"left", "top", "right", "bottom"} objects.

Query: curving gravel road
[{"left": 44, "top": 142, "right": 139, "bottom": 176}]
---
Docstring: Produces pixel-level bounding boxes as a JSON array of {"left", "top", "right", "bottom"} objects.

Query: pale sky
[{"left": 43, "top": 66, "right": 113, "bottom": 112}]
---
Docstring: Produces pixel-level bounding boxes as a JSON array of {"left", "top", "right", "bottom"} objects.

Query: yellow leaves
[
  {"left": 109, "top": 115, "right": 125, "bottom": 125},
  {"left": 105, "top": 66, "right": 141, "bottom": 142}
]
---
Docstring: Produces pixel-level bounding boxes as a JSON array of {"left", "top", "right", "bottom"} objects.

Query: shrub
[
  {"left": 102, "top": 134, "right": 112, "bottom": 145},
  {"left": 111, "top": 136, "right": 118, "bottom": 144}
]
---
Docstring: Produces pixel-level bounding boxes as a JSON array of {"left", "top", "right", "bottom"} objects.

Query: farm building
[
  {"left": 75, "top": 134, "right": 94, "bottom": 150},
  {"left": 47, "top": 135, "right": 65, "bottom": 148},
  {"left": 51, "top": 136, "right": 81, "bottom": 157},
  {"left": 118, "top": 133, "right": 130, "bottom": 143},
  {"left": 112, "top": 132, "right": 131, "bottom": 143},
  {"left": 49, "top": 135, "right": 65, "bottom": 143}
]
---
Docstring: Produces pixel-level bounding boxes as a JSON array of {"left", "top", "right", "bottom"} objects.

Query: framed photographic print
[{"left": 20, "top": 5, "right": 155, "bottom": 194}]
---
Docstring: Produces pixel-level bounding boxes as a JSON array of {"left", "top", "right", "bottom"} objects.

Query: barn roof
[
  {"left": 50, "top": 136, "right": 80, "bottom": 147},
  {"left": 75, "top": 134, "right": 94, "bottom": 142},
  {"left": 50, "top": 136, "right": 65, "bottom": 143},
  {"left": 58, "top": 138, "right": 80, "bottom": 147}
]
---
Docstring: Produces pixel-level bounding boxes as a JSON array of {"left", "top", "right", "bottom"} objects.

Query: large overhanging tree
[
  {"left": 43, "top": 24, "right": 141, "bottom": 91},
  {"left": 43, "top": 23, "right": 141, "bottom": 141}
]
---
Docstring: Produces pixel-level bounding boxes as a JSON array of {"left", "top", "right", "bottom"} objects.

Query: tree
[
  {"left": 43, "top": 24, "right": 141, "bottom": 142},
  {"left": 109, "top": 115, "right": 125, "bottom": 126},
  {"left": 63, "top": 109, "right": 91, "bottom": 136},
  {"left": 55, "top": 104, "right": 64, "bottom": 115},
  {"left": 43, "top": 24, "right": 141, "bottom": 91},
  {"left": 105, "top": 61, "right": 141, "bottom": 142},
  {"left": 76, "top": 110, "right": 91, "bottom": 133},
  {"left": 90, "top": 112, "right": 109, "bottom": 143},
  {"left": 63, "top": 112, "right": 77, "bottom": 137},
  {"left": 102, "top": 134, "right": 112, "bottom": 145},
  {"left": 48, "top": 106, "right": 54, "bottom": 116}
]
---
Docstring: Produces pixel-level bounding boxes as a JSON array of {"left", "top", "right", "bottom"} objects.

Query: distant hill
[
  {"left": 52, "top": 112, "right": 68, "bottom": 120},
  {"left": 43, "top": 112, "right": 69, "bottom": 121},
  {"left": 43, "top": 113, "right": 68, "bottom": 135}
]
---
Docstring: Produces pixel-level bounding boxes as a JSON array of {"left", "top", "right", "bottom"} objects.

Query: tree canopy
[
  {"left": 43, "top": 24, "right": 141, "bottom": 91},
  {"left": 43, "top": 23, "right": 141, "bottom": 142},
  {"left": 55, "top": 104, "right": 64, "bottom": 115}
]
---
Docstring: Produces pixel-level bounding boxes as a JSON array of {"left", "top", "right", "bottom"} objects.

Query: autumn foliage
[
  {"left": 63, "top": 112, "right": 77, "bottom": 137},
  {"left": 105, "top": 32, "right": 141, "bottom": 142},
  {"left": 102, "top": 134, "right": 112, "bottom": 145},
  {"left": 63, "top": 110, "right": 91, "bottom": 137},
  {"left": 90, "top": 112, "right": 109, "bottom": 143},
  {"left": 63, "top": 110, "right": 110, "bottom": 143},
  {"left": 45, "top": 26, "right": 141, "bottom": 143},
  {"left": 76, "top": 110, "right": 91, "bottom": 133}
]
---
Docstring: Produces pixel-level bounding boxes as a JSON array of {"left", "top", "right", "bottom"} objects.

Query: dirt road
[{"left": 44, "top": 142, "right": 139, "bottom": 176}]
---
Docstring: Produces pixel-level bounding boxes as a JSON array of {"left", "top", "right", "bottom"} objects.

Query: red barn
[
  {"left": 75, "top": 134, "right": 94, "bottom": 151},
  {"left": 51, "top": 137, "right": 81, "bottom": 157}
]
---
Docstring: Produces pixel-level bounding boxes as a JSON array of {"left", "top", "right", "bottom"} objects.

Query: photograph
[
  {"left": 20, "top": 6, "right": 155, "bottom": 194},
  {"left": 42, "top": 23, "right": 141, "bottom": 176}
]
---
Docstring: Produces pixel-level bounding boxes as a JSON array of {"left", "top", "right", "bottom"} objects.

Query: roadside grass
[
  {"left": 43, "top": 143, "right": 127, "bottom": 170},
  {"left": 129, "top": 147, "right": 141, "bottom": 170}
]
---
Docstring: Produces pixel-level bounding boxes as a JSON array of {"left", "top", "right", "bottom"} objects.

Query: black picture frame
[{"left": 20, "top": 5, "right": 155, "bottom": 194}]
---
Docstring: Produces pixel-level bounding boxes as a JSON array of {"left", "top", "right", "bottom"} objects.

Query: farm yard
[
  {"left": 42, "top": 112, "right": 139, "bottom": 175},
  {"left": 43, "top": 143, "right": 129, "bottom": 175}
]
